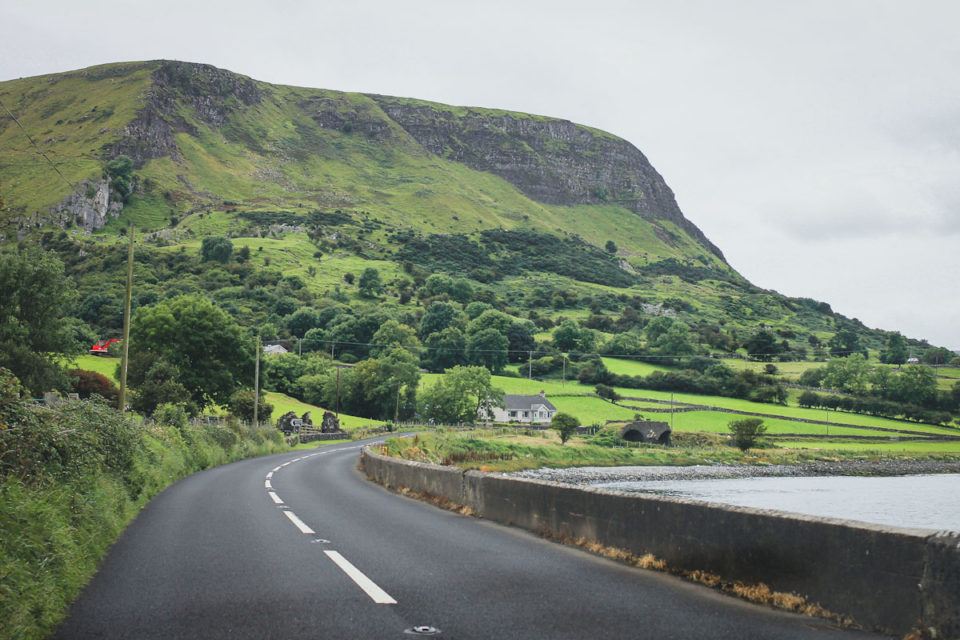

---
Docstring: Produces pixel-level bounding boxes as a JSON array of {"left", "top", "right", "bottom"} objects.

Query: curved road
[{"left": 55, "top": 439, "right": 889, "bottom": 639}]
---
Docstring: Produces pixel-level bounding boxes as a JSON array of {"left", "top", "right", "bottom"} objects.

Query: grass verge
[{"left": 0, "top": 396, "right": 289, "bottom": 640}]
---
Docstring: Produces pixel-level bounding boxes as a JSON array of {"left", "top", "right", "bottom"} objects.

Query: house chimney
[{"left": 540, "top": 390, "right": 545, "bottom": 398}]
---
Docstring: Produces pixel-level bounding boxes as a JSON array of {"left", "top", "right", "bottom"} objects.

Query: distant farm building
[{"left": 263, "top": 344, "right": 289, "bottom": 355}]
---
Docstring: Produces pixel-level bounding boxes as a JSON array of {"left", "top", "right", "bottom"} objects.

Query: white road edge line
[
  {"left": 265, "top": 479, "right": 272, "bottom": 489},
  {"left": 324, "top": 550, "right": 397, "bottom": 604},
  {"left": 268, "top": 491, "right": 283, "bottom": 504},
  {"left": 272, "top": 466, "right": 282, "bottom": 472},
  {"left": 266, "top": 471, "right": 273, "bottom": 479},
  {"left": 283, "top": 510, "right": 315, "bottom": 534}
]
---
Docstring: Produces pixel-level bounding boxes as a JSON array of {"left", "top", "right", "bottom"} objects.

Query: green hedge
[{"left": 0, "top": 392, "right": 288, "bottom": 639}]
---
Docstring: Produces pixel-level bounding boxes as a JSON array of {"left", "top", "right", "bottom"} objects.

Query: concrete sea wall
[{"left": 362, "top": 446, "right": 960, "bottom": 637}]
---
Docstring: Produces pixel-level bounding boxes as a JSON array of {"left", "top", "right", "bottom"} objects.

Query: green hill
[{"left": 0, "top": 60, "right": 938, "bottom": 355}]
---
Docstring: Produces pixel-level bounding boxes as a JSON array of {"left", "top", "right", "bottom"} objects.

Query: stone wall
[{"left": 362, "top": 446, "right": 960, "bottom": 636}]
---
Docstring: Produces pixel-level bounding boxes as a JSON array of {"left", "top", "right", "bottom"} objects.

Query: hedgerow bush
[{"left": 0, "top": 368, "right": 287, "bottom": 640}]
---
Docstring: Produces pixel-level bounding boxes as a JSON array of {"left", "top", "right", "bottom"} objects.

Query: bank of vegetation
[
  {"left": 379, "top": 428, "right": 960, "bottom": 473},
  {"left": 0, "top": 369, "right": 287, "bottom": 640}
]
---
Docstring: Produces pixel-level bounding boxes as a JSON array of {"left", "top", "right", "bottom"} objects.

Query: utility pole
[
  {"left": 253, "top": 335, "right": 261, "bottom": 427},
  {"left": 670, "top": 392, "right": 675, "bottom": 433},
  {"left": 562, "top": 355, "right": 566, "bottom": 387},
  {"left": 118, "top": 224, "right": 134, "bottom": 414},
  {"left": 298, "top": 337, "right": 302, "bottom": 357},
  {"left": 394, "top": 385, "right": 401, "bottom": 425},
  {"left": 335, "top": 366, "right": 340, "bottom": 418},
  {"left": 528, "top": 351, "right": 533, "bottom": 379}
]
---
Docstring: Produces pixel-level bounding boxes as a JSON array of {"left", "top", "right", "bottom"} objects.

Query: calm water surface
[{"left": 593, "top": 474, "right": 960, "bottom": 531}]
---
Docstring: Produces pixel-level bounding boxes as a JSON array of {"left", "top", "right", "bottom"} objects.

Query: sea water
[{"left": 592, "top": 473, "right": 960, "bottom": 531}]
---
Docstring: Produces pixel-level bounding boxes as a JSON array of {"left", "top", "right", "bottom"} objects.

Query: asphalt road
[{"left": 54, "top": 439, "right": 890, "bottom": 639}]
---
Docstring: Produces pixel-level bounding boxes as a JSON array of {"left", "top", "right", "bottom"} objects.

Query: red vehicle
[{"left": 90, "top": 338, "right": 122, "bottom": 355}]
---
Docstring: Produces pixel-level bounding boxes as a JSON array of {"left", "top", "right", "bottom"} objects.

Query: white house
[
  {"left": 263, "top": 344, "right": 289, "bottom": 355},
  {"left": 488, "top": 391, "right": 557, "bottom": 424}
]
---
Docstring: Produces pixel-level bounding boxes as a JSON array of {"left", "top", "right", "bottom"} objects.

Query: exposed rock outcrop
[
  {"left": 369, "top": 96, "right": 724, "bottom": 260},
  {"left": 50, "top": 179, "right": 122, "bottom": 230}
]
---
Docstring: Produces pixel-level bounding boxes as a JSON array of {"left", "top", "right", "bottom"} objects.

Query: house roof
[
  {"left": 263, "top": 344, "right": 289, "bottom": 354},
  {"left": 503, "top": 394, "right": 556, "bottom": 411}
]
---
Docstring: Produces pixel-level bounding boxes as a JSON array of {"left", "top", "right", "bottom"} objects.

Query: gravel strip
[{"left": 505, "top": 460, "right": 960, "bottom": 485}]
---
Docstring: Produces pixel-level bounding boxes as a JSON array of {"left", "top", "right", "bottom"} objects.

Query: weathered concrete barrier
[{"left": 362, "top": 446, "right": 960, "bottom": 637}]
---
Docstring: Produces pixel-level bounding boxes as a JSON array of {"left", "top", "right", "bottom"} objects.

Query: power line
[{"left": 0, "top": 97, "right": 77, "bottom": 191}]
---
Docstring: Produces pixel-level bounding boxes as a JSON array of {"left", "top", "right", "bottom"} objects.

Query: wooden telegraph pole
[
  {"left": 118, "top": 224, "right": 134, "bottom": 413},
  {"left": 253, "top": 335, "right": 261, "bottom": 427}
]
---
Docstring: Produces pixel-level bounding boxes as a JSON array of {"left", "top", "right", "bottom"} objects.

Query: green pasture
[
  {"left": 668, "top": 411, "right": 876, "bottom": 438},
  {"left": 550, "top": 396, "right": 639, "bottom": 423},
  {"left": 262, "top": 392, "right": 375, "bottom": 430},
  {"left": 612, "top": 386, "right": 960, "bottom": 436},
  {"left": 71, "top": 354, "right": 120, "bottom": 381},
  {"left": 600, "top": 358, "right": 669, "bottom": 377}
]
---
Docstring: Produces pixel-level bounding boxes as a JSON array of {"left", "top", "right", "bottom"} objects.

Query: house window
[
  {"left": 508, "top": 411, "right": 516, "bottom": 418},
  {"left": 523, "top": 411, "right": 529, "bottom": 418}
]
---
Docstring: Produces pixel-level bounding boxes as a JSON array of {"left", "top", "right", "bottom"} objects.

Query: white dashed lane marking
[
  {"left": 283, "top": 509, "right": 316, "bottom": 534},
  {"left": 267, "top": 444, "right": 397, "bottom": 604},
  {"left": 324, "top": 550, "right": 397, "bottom": 604}
]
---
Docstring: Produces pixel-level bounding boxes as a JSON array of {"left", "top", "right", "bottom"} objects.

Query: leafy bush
[
  {"left": 728, "top": 418, "right": 766, "bottom": 451},
  {"left": 69, "top": 369, "right": 119, "bottom": 408}
]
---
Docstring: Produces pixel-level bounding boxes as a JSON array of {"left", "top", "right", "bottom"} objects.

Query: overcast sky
[{"left": 2, "top": 0, "right": 957, "bottom": 349}]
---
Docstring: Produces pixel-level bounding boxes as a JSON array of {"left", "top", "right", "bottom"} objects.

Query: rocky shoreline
[{"left": 506, "top": 459, "right": 960, "bottom": 485}]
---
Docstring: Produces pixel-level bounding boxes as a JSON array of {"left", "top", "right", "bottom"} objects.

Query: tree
[
  {"left": 506, "top": 320, "right": 537, "bottom": 363},
  {"left": 743, "top": 329, "right": 781, "bottom": 362},
  {"left": 419, "top": 365, "right": 505, "bottom": 425},
  {"left": 422, "top": 327, "right": 467, "bottom": 373},
  {"left": 105, "top": 154, "right": 134, "bottom": 202},
  {"left": 128, "top": 295, "right": 254, "bottom": 410},
  {"left": 822, "top": 354, "right": 870, "bottom": 395},
  {"left": 419, "top": 301, "right": 458, "bottom": 338},
  {"left": 644, "top": 316, "right": 674, "bottom": 343},
  {"left": 604, "top": 240, "right": 618, "bottom": 254},
  {"left": 0, "top": 246, "right": 78, "bottom": 394},
  {"left": 125, "top": 352, "right": 192, "bottom": 415},
  {"left": 728, "top": 418, "right": 766, "bottom": 451},
  {"left": 889, "top": 365, "right": 938, "bottom": 406},
  {"left": 370, "top": 320, "right": 421, "bottom": 358},
  {"left": 467, "top": 309, "right": 515, "bottom": 336},
  {"left": 551, "top": 412, "right": 579, "bottom": 444},
  {"left": 228, "top": 388, "right": 274, "bottom": 425},
  {"left": 357, "top": 267, "right": 382, "bottom": 298},
  {"left": 879, "top": 332, "right": 908, "bottom": 366},
  {"left": 828, "top": 329, "right": 865, "bottom": 358},
  {"left": 653, "top": 321, "right": 696, "bottom": 363},
  {"left": 285, "top": 307, "right": 321, "bottom": 339},
  {"left": 552, "top": 320, "right": 581, "bottom": 351},
  {"left": 200, "top": 236, "right": 233, "bottom": 263},
  {"left": 921, "top": 347, "right": 953, "bottom": 366},
  {"left": 466, "top": 328, "right": 509, "bottom": 374}
]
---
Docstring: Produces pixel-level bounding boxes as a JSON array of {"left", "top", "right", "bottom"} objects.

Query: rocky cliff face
[
  {"left": 111, "top": 61, "right": 263, "bottom": 167},
  {"left": 369, "top": 96, "right": 724, "bottom": 260},
  {"left": 50, "top": 180, "right": 122, "bottom": 230}
]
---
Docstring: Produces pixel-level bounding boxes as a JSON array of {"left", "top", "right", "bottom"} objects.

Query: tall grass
[{"left": 0, "top": 396, "right": 288, "bottom": 640}]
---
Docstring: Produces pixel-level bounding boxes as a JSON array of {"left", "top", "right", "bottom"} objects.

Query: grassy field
[
  {"left": 600, "top": 358, "right": 670, "bottom": 377},
  {"left": 263, "top": 391, "right": 376, "bottom": 430},
  {"left": 611, "top": 386, "right": 960, "bottom": 436},
  {"left": 71, "top": 354, "right": 120, "bottom": 381}
]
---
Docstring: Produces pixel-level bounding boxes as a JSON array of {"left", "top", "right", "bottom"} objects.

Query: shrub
[
  {"left": 551, "top": 412, "right": 580, "bottom": 444},
  {"left": 69, "top": 369, "right": 119, "bottom": 408},
  {"left": 728, "top": 418, "right": 766, "bottom": 451}
]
